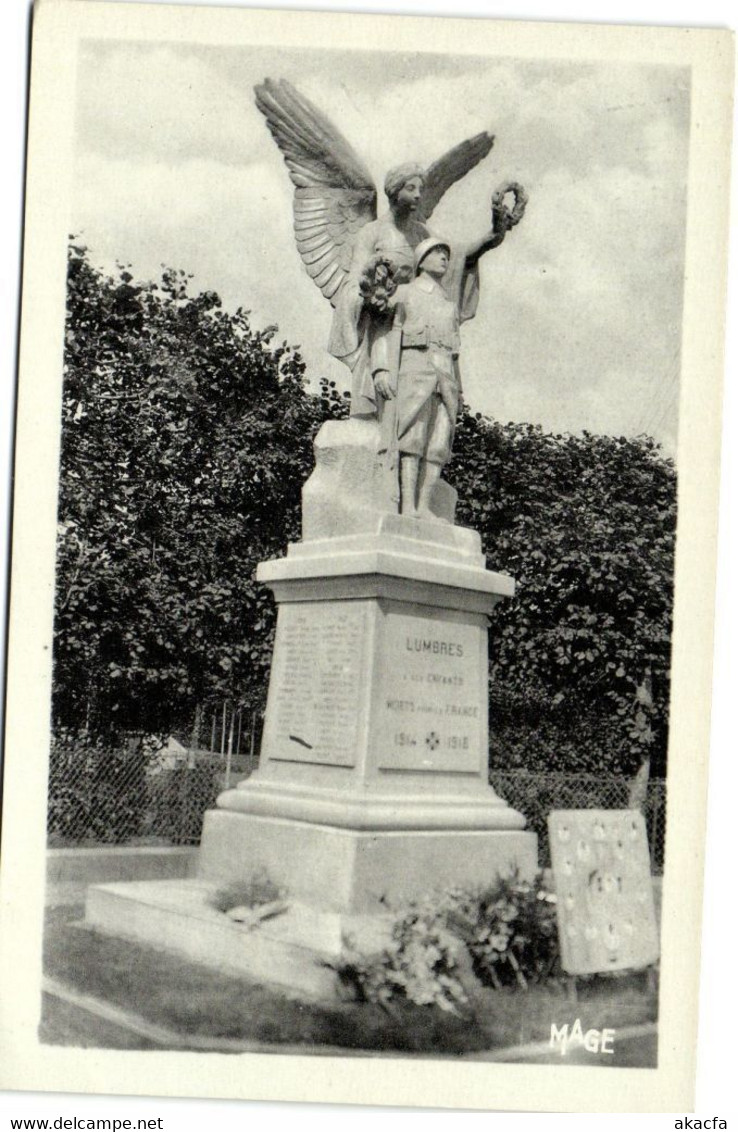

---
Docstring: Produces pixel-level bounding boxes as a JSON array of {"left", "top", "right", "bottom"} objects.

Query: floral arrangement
[
  {"left": 358, "top": 255, "right": 410, "bottom": 314},
  {"left": 210, "top": 870, "right": 284, "bottom": 914},
  {"left": 442, "top": 874, "right": 559, "bottom": 990},
  {"left": 331, "top": 872, "right": 560, "bottom": 1015},
  {"left": 334, "top": 901, "right": 470, "bottom": 1014}
]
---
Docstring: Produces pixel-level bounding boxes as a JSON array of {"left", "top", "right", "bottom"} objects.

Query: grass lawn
[{"left": 43, "top": 906, "right": 658, "bottom": 1058}]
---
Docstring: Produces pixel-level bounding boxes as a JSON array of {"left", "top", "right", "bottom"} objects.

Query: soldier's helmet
[{"left": 413, "top": 237, "right": 451, "bottom": 275}]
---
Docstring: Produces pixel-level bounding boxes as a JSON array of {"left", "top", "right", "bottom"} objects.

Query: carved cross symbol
[{"left": 425, "top": 731, "right": 440, "bottom": 750}]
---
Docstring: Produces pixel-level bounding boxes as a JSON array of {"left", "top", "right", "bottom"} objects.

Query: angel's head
[{"left": 384, "top": 164, "right": 426, "bottom": 213}]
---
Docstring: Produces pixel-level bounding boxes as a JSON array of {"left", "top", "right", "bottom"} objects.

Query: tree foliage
[
  {"left": 446, "top": 406, "right": 676, "bottom": 776},
  {"left": 55, "top": 242, "right": 347, "bottom": 734}
]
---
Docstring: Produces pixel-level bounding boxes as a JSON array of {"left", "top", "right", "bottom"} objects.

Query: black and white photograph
[{"left": 0, "top": 0, "right": 733, "bottom": 1115}]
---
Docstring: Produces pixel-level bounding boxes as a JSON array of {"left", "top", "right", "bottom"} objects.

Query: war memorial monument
[{"left": 86, "top": 78, "right": 538, "bottom": 995}]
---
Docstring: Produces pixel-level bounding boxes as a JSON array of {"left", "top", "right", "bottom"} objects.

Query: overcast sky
[{"left": 71, "top": 41, "right": 690, "bottom": 455}]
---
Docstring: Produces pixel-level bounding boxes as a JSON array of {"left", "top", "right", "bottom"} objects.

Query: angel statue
[{"left": 254, "top": 78, "right": 526, "bottom": 515}]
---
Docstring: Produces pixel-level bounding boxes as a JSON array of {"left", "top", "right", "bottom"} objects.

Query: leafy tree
[
  {"left": 54, "top": 242, "right": 347, "bottom": 737},
  {"left": 446, "top": 406, "right": 676, "bottom": 776}
]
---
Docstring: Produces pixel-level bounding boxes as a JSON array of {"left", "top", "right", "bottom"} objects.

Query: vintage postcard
[{"left": 0, "top": 0, "right": 733, "bottom": 1114}]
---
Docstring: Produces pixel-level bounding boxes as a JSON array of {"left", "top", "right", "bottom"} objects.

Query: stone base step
[{"left": 85, "top": 878, "right": 394, "bottom": 1000}]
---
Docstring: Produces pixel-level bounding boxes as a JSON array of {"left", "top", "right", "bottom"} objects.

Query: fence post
[
  {"left": 225, "top": 706, "right": 235, "bottom": 789},
  {"left": 648, "top": 785, "right": 660, "bottom": 869}
]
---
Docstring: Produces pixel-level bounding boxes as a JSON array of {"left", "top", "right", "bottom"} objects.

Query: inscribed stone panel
[
  {"left": 548, "top": 809, "right": 660, "bottom": 974},
  {"left": 376, "top": 610, "right": 483, "bottom": 773},
  {"left": 266, "top": 603, "right": 366, "bottom": 767}
]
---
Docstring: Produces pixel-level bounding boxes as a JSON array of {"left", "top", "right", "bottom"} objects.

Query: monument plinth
[{"left": 198, "top": 423, "right": 536, "bottom": 915}]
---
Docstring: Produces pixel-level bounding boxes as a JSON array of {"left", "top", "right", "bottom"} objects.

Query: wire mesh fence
[
  {"left": 47, "top": 731, "right": 259, "bottom": 847},
  {"left": 490, "top": 769, "right": 666, "bottom": 872},
  {"left": 47, "top": 732, "right": 666, "bottom": 870}
]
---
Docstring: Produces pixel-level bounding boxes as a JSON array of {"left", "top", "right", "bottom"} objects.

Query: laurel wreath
[{"left": 491, "top": 181, "right": 528, "bottom": 229}]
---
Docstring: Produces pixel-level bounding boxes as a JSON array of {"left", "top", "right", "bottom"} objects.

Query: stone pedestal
[
  {"left": 86, "top": 421, "right": 537, "bottom": 995},
  {"left": 199, "top": 509, "right": 537, "bottom": 913}
]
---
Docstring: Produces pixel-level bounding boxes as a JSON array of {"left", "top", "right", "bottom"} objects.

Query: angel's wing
[
  {"left": 421, "top": 132, "right": 495, "bottom": 220},
  {"left": 254, "top": 79, "right": 377, "bottom": 305}
]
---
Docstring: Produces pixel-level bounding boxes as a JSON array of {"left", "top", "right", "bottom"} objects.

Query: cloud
[
  {"left": 76, "top": 42, "right": 271, "bottom": 169},
  {"left": 72, "top": 43, "right": 689, "bottom": 454},
  {"left": 71, "top": 146, "right": 338, "bottom": 378}
]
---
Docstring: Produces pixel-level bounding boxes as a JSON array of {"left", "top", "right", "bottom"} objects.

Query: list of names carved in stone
[{"left": 267, "top": 603, "right": 365, "bottom": 766}]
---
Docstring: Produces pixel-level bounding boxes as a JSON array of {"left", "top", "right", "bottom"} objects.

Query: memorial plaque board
[
  {"left": 265, "top": 603, "right": 367, "bottom": 767},
  {"left": 548, "top": 809, "right": 660, "bottom": 974},
  {"left": 376, "top": 610, "right": 483, "bottom": 773}
]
